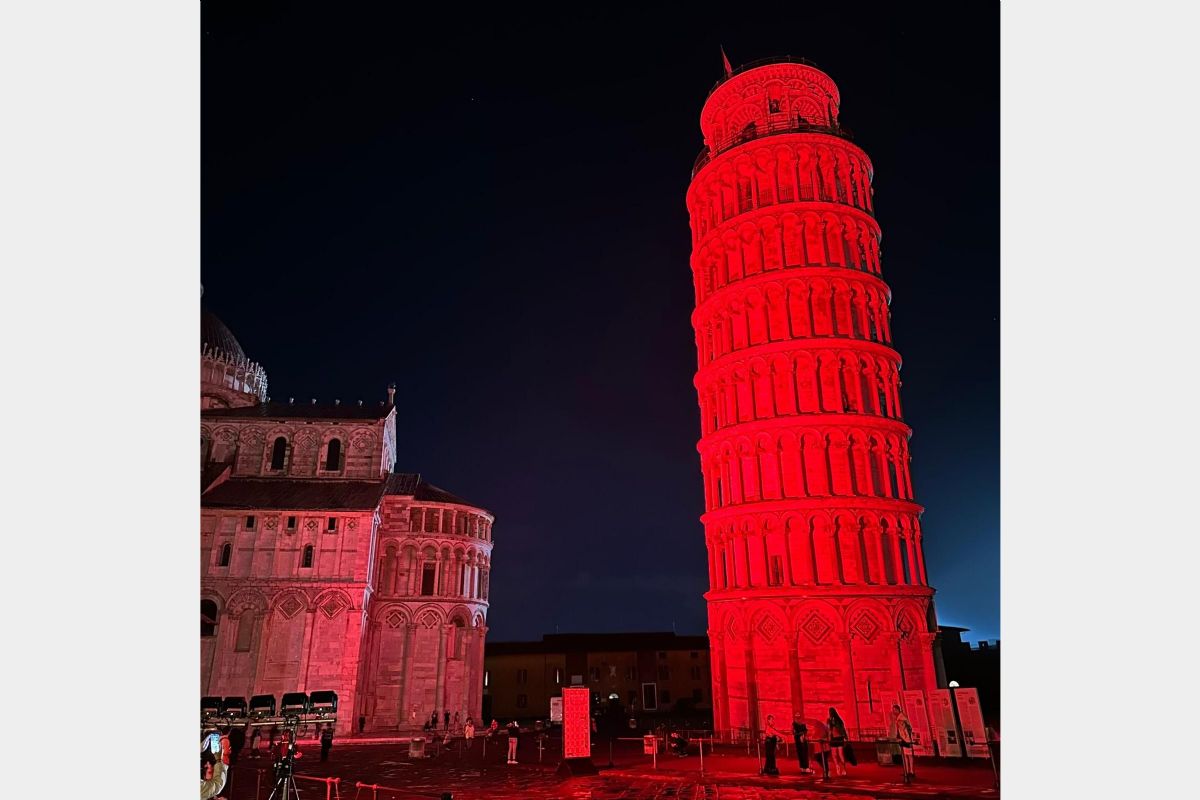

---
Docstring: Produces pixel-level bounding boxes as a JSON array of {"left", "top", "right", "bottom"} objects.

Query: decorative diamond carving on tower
[
  {"left": 320, "top": 596, "right": 347, "bottom": 618},
  {"left": 279, "top": 596, "right": 304, "bottom": 619},
  {"left": 756, "top": 613, "right": 783, "bottom": 642},
  {"left": 385, "top": 610, "right": 406, "bottom": 628},
  {"left": 852, "top": 613, "right": 880, "bottom": 642},
  {"left": 801, "top": 612, "right": 832, "bottom": 644}
]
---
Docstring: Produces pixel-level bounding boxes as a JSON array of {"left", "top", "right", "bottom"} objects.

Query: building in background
[
  {"left": 686, "top": 58, "right": 940, "bottom": 737},
  {"left": 200, "top": 306, "right": 493, "bottom": 733},
  {"left": 938, "top": 627, "right": 1000, "bottom": 726},
  {"left": 484, "top": 632, "right": 711, "bottom": 723}
]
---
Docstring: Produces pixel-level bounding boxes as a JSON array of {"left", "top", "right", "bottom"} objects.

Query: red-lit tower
[{"left": 687, "top": 58, "right": 939, "bottom": 735}]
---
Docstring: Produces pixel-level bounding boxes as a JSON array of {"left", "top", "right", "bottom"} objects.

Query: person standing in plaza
[
  {"left": 320, "top": 725, "right": 334, "bottom": 762},
  {"left": 761, "top": 714, "right": 783, "bottom": 776},
  {"left": 464, "top": 718, "right": 475, "bottom": 750},
  {"left": 892, "top": 705, "right": 916, "bottom": 783},
  {"left": 791, "top": 717, "right": 813, "bottom": 774},
  {"left": 247, "top": 724, "right": 261, "bottom": 759},
  {"left": 444, "top": 710, "right": 451, "bottom": 731},
  {"left": 506, "top": 720, "right": 520, "bottom": 764},
  {"left": 826, "top": 707, "right": 849, "bottom": 777}
]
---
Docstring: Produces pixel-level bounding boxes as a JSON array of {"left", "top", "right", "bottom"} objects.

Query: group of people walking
[{"left": 759, "top": 704, "right": 916, "bottom": 783}]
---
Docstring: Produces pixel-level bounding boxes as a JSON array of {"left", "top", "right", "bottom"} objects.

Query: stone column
[
  {"left": 397, "top": 622, "right": 417, "bottom": 729},
  {"left": 918, "top": 632, "right": 938, "bottom": 691},
  {"left": 890, "top": 531, "right": 905, "bottom": 584},
  {"left": 297, "top": 608, "right": 317, "bottom": 690},
  {"left": 710, "top": 631, "right": 728, "bottom": 732},
  {"left": 868, "top": 524, "right": 887, "bottom": 585},
  {"left": 842, "top": 633, "right": 862, "bottom": 736},
  {"left": 916, "top": 534, "right": 929, "bottom": 585},
  {"left": 889, "top": 632, "right": 907, "bottom": 693},
  {"left": 905, "top": 535, "right": 920, "bottom": 586},
  {"left": 433, "top": 622, "right": 450, "bottom": 724},
  {"left": 472, "top": 625, "right": 487, "bottom": 720}
]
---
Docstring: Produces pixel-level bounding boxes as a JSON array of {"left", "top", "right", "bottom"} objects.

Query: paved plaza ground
[{"left": 220, "top": 736, "right": 999, "bottom": 800}]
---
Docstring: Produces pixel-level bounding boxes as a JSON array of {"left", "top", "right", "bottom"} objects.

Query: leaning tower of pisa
[{"left": 686, "top": 58, "right": 940, "bottom": 735}]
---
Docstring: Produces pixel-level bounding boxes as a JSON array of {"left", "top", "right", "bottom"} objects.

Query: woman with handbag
[
  {"left": 895, "top": 706, "right": 916, "bottom": 783},
  {"left": 826, "top": 707, "right": 849, "bottom": 777}
]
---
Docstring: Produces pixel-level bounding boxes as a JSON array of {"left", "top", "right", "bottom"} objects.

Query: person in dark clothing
[
  {"left": 443, "top": 710, "right": 451, "bottom": 730},
  {"left": 792, "top": 717, "right": 814, "bottom": 774},
  {"left": 826, "top": 707, "right": 849, "bottom": 777},
  {"left": 320, "top": 726, "right": 334, "bottom": 762},
  {"left": 358, "top": 716, "right": 365, "bottom": 734},
  {"left": 429, "top": 711, "right": 438, "bottom": 730}
]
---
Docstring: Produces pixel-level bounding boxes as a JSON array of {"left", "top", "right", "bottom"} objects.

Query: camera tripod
[
  {"left": 267, "top": 759, "right": 302, "bottom": 800},
  {"left": 267, "top": 719, "right": 303, "bottom": 800}
]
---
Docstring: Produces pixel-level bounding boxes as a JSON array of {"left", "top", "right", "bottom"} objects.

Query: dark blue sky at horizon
[{"left": 202, "top": 4, "right": 999, "bottom": 643}]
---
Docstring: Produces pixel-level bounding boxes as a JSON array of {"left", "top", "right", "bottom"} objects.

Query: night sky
[{"left": 201, "top": 4, "right": 998, "bottom": 643}]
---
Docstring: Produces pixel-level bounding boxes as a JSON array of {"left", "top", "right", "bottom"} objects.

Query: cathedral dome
[
  {"left": 201, "top": 309, "right": 248, "bottom": 362},
  {"left": 200, "top": 307, "right": 267, "bottom": 409}
]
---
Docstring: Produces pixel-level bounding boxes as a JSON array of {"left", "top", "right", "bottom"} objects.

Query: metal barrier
[
  {"left": 293, "top": 775, "right": 340, "bottom": 800},
  {"left": 353, "top": 781, "right": 449, "bottom": 800}
]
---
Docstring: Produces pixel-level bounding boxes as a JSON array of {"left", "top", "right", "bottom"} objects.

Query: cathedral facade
[{"left": 200, "top": 310, "right": 492, "bottom": 734}]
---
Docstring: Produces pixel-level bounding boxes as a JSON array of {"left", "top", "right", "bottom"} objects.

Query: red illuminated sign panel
[{"left": 561, "top": 687, "right": 591, "bottom": 759}]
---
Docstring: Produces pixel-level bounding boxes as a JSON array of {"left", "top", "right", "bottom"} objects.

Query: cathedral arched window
[
  {"left": 201, "top": 599, "right": 218, "bottom": 637},
  {"left": 270, "top": 437, "right": 288, "bottom": 471},
  {"left": 219, "top": 543, "right": 231, "bottom": 567},
  {"left": 302, "top": 545, "right": 314, "bottom": 569},
  {"left": 324, "top": 439, "right": 342, "bottom": 471}
]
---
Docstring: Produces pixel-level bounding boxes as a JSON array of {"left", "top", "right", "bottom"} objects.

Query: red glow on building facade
[{"left": 687, "top": 59, "right": 939, "bottom": 736}]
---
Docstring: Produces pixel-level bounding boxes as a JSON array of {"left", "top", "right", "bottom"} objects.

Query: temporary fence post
[
  {"left": 699, "top": 737, "right": 704, "bottom": 775},
  {"left": 256, "top": 768, "right": 262, "bottom": 800}
]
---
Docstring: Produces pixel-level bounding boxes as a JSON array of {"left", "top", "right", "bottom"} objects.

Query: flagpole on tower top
[{"left": 720, "top": 46, "right": 733, "bottom": 77}]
